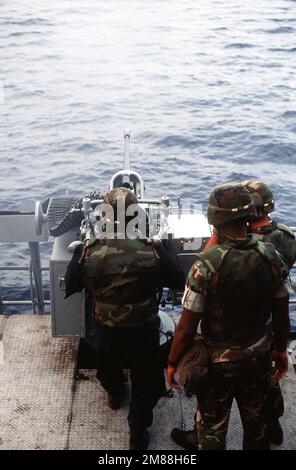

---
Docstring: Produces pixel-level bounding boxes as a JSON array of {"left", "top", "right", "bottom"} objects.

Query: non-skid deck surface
[
  {"left": 0, "top": 315, "right": 77, "bottom": 450},
  {"left": 0, "top": 315, "right": 295, "bottom": 450}
]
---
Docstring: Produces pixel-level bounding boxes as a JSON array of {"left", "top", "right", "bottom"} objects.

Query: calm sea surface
[{"left": 0, "top": 0, "right": 295, "bottom": 322}]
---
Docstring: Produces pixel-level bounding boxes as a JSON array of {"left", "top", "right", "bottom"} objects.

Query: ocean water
[{"left": 0, "top": 0, "right": 295, "bottom": 322}]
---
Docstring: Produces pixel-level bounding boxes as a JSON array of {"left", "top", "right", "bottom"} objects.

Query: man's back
[
  {"left": 84, "top": 237, "right": 161, "bottom": 327},
  {"left": 187, "top": 235, "right": 285, "bottom": 348}
]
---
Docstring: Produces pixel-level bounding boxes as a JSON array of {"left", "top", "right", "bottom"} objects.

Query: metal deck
[{"left": 0, "top": 315, "right": 295, "bottom": 450}]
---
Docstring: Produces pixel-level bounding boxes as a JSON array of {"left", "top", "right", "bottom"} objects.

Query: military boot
[
  {"left": 108, "top": 393, "right": 122, "bottom": 410},
  {"left": 267, "top": 419, "right": 283, "bottom": 445},
  {"left": 129, "top": 428, "right": 150, "bottom": 450},
  {"left": 171, "top": 428, "right": 198, "bottom": 450},
  {"left": 107, "top": 384, "right": 125, "bottom": 410}
]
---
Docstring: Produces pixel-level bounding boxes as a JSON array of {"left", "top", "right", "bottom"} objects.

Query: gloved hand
[
  {"left": 272, "top": 350, "right": 288, "bottom": 382},
  {"left": 64, "top": 243, "right": 85, "bottom": 299}
]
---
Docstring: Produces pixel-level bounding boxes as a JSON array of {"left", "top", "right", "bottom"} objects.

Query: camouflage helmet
[
  {"left": 207, "top": 183, "right": 253, "bottom": 227},
  {"left": 242, "top": 180, "right": 275, "bottom": 216},
  {"left": 103, "top": 187, "right": 138, "bottom": 210},
  {"left": 100, "top": 187, "right": 138, "bottom": 226}
]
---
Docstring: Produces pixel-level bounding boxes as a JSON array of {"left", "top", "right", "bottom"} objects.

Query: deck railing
[{"left": 0, "top": 265, "right": 50, "bottom": 314}]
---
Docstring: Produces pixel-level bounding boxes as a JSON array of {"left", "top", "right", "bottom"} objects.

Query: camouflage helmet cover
[
  {"left": 207, "top": 183, "right": 253, "bottom": 227},
  {"left": 94, "top": 187, "right": 139, "bottom": 235},
  {"left": 242, "top": 180, "right": 275, "bottom": 215},
  {"left": 103, "top": 187, "right": 138, "bottom": 211}
]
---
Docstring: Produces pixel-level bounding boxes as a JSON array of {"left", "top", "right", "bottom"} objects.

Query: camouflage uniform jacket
[
  {"left": 252, "top": 221, "right": 296, "bottom": 270},
  {"left": 182, "top": 235, "right": 288, "bottom": 351},
  {"left": 83, "top": 237, "right": 161, "bottom": 328}
]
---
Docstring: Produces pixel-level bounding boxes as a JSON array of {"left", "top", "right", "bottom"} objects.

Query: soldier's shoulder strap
[
  {"left": 254, "top": 239, "right": 276, "bottom": 262},
  {"left": 254, "top": 240, "right": 286, "bottom": 282},
  {"left": 197, "top": 245, "right": 231, "bottom": 274},
  {"left": 77, "top": 238, "right": 102, "bottom": 264},
  {"left": 196, "top": 245, "right": 231, "bottom": 289},
  {"left": 275, "top": 223, "right": 296, "bottom": 239},
  {"left": 252, "top": 232, "right": 265, "bottom": 242},
  {"left": 87, "top": 237, "right": 102, "bottom": 248},
  {"left": 85, "top": 238, "right": 105, "bottom": 257},
  {"left": 195, "top": 245, "right": 232, "bottom": 293}
]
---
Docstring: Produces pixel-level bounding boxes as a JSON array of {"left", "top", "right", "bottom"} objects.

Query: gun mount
[{"left": 40, "top": 130, "right": 211, "bottom": 342}]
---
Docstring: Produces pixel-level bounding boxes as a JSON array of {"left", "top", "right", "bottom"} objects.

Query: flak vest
[
  {"left": 196, "top": 238, "right": 285, "bottom": 349},
  {"left": 83, "top": 237, "right": 161, "bottom": 328}
]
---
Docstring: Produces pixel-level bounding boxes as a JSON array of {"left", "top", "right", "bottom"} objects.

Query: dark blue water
[{"left": 0, "top": 1, "right": 295, "bottom": 322}]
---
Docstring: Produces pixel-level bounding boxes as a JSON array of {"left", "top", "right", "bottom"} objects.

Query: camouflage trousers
[
  {"left": 264, "top": 324, "right": 284, "bottom": 422},
  {"left": 264, "top": 380, "right": 284, "bottom": 422},
  {"left": 195, "top": 354, "right": 271, "bottom": 450}
]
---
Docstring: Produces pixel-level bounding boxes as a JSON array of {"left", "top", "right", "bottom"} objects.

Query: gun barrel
[{"left": 123, "top": 128, "right": 131, "bottom": 170}]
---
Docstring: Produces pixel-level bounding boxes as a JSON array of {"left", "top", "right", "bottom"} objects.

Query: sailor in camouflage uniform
[
  {"left": 82, "top": 187, "right": 185, "bottom": 450},
  {"left": 167, "top": 183, "right": 290, "bottom": 450},
  {"left": 242, "top": 180, "right": 296, "bottom": 444}
]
